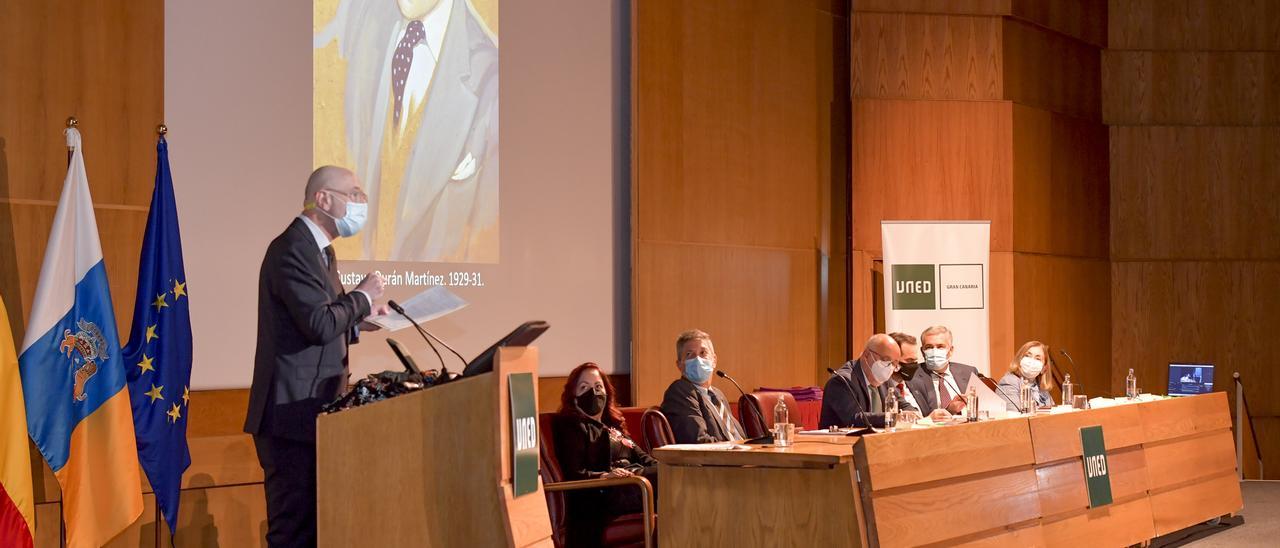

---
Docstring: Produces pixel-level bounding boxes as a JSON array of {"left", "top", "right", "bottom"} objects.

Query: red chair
[
  {"left": 737, "top": 391, "right": 800, "bottom": 438},
  {"left": 538, "top": 413, "right": 655, "bottom": 548},
  {"left": 618, "top": 406, "right": 647, "bottom": 441},
  {"left": 639, "top": 407, "right": 675, "bottom": 453}
]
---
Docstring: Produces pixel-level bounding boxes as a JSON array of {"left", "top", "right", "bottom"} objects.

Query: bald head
[
  {"left": 865, "top": 333, "right": 901, "bottom": 361},
  {"left": 304, "top": 165, "right": 355, "bottom": 206}
]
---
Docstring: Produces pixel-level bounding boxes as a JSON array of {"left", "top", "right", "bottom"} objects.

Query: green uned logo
[{"left": 892, "top": 264, "right": 936, "bottom": 310}]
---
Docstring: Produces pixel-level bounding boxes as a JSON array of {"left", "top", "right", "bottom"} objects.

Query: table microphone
[
  {"left": 387, "top": 299, "right": 447, "bottom": 375},
  {"left": 976, "top": 372, "right": 1025, "bottom": 413},
  {"left": 716, "top": 369, "right": 763, "bottom": 426},
  {"left": 388, "top": 300, "right": 468, "bottom": 369},
  {"left": 1057, "top": 348, "right": 1078, "bottom": 380}
]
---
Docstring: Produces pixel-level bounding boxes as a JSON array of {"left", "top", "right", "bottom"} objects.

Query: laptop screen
[{"left": 1167, "top": 363, "right": 1214, "bottom": 397}]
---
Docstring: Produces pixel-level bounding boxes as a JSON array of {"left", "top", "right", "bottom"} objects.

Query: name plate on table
[
  {"left": 509, "top": 372, "right": 539, "bottom": 497},
  {"left": 1079, "top": 425, "right": 1113, "bottom": 507}
]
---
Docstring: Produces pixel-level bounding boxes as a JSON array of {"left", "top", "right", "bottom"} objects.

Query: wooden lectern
[{"left": 316, "top": 347, "right": 553, "bottom": 547}]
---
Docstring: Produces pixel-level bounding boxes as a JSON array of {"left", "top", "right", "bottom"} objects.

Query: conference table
[{"left": 653, "top": 392, "right": 1241, "bottom": 547}]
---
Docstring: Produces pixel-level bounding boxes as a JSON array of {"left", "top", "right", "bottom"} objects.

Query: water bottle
[
  {"left": 884, "top": 388, "right": 898, "bottom": 432},
  {"left": 1061, "top": 373, "right": 1074, "bottom": 405},
  {"left": 965, "top": 386, "right": 979, "bottom": 422},
  {"left": 1126, "top": 368, "right": 1138, "bottom": 399},
  {"left": 1020, "top": 381, "right": 1036, "bottom": 416},
  {"left": 773, "top": 398, "right": 792, "bottom": 446}
]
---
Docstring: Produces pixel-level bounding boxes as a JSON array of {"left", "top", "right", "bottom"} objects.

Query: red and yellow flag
[{"left": 1, "top": 295, "right": 35, "bottom": 547}]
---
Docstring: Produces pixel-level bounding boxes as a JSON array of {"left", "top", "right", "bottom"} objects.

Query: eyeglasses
[{"left": 323, "top": 188, "right": 368, "bottom": 203}]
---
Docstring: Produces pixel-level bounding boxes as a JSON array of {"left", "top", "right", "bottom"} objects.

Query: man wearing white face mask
[
  {"left": 996, "top": 340, "right": 1056, "bottom": 411},
  {"left": 660, "top": 329, "right": 746, "bottom": 444},
  {"left": 244, "top": 165, "right": 392, "bottom": 546},
  {"left": 819, "top": 334, "right": 919, "bottom": 428},
  {"left": 906, "top": 325, "right": 980, "bottom": 421}
]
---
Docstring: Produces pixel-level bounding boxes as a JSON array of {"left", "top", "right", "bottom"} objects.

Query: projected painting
[{"left": 314, "top": 0, "right": 500, "bottom": 263}]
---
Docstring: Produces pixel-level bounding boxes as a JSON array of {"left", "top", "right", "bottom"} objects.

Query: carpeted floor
[{"left": 1153, "top": 480, "right": 1280, "bottom": 547}]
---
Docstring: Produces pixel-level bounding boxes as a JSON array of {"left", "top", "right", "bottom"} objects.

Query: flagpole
[
  {"left": 60, "top": 115, "right": 76, "bottom": 548},
  {"left": 153, "top": 121, "right": 168, "bottom": 548},
  {"left": 65, "top": 116, "right": 77, "bottom": 166}
]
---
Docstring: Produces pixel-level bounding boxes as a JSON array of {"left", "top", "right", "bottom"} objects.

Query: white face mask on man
[{"left": 923, "top": 347, "right": 949, "bottom": 372}]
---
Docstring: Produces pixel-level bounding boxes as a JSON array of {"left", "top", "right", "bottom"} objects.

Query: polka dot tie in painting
[{"left": 391, "top": 20, "right": 426, "bottom": 128}]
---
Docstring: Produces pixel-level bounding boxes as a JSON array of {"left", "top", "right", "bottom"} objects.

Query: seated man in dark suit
[
  {"left": 820, "top": 334, "right": 920, "bottom": 428},
  {"left": 907, "top": 325, "right": 980, "bottom": 421},
  {"left": 659, "top": 329, "right": 745, "bottom": 443}
]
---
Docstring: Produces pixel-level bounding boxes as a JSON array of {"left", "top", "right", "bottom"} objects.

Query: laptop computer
[{"left": 1167, "top": 363, "right": 1214, "bottom": 397}]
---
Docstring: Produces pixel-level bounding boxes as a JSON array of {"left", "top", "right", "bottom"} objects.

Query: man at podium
[{"left": 243, "top": 166, "right": 390, "bottom": 547}]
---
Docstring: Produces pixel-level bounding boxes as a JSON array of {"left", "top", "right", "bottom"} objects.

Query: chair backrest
[
  {"left": 537, "top": 413, "right": 569, "bottom": 547},
  {"left": 639, "top": 406, "right": 675, "bottom": 453},
  {"left": 738, "top": 391, "right": 800, "bottom": 438},
  {"left": 618, "top": 406, "right": 647, "bottom": 441}
]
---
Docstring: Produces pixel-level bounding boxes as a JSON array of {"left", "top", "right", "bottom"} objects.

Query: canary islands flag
[
  {"left": 122, "top": 135, "right": 192, "bottom": 534},
  {"left": 18, "top": 127, "right": 143, "bottom": 547},
  {"left": 1, "top": 294, "right": 34, "bottom": 548}
]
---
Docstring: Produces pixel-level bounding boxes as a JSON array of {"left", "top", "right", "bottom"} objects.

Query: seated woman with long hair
[
  {"left": 997, "top": 340, "right": 1057, "bottom": 411},
  {"left": 552, "top": 362, "right": 658, "bottom": 547}
]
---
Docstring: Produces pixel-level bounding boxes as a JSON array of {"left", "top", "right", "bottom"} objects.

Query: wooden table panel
[
  {"left": 858, "top": 419, "right": 1035, "bottom": 491},
  {"left": 1027, "top": 405, "right": 1145, "bottom": 464},
  {"left": 948, "top": 523, "right": 1046, "bottom": 548},
  {"left": 1143, "top": 429, "right": 1237, "bottom": 493},
  {"left": 658, "top": 462, "right": 864, "bottom": 547},
  {"left": 1148, "top": 470, "right": 1243, "bottom": 536},
  {"left": 1036, "top": 445, "right": 1148, "bottom": 518},
  {"left": 1138, "top": 392, "right": 1232, "bottom": 444},
  {"left": 1040, "top": 496, "right": 1155, "bottom": 548},
  {"left": 872, "top": 468, "right": 1040, "bottom": 548},
  {"left": 654, "top": 440, "right": 852, "bottom": 468}
]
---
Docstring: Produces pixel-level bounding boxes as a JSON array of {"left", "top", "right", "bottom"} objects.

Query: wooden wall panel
[
  {"left": 1003, "top": 19, "right": 1102, "bottom": 119},
  {"left": 852, "top": 99, "right": 1014, "bottom": 254},
  {"left": 1010, "top": 0, "right": 1108, "bottom": 47},
  {"left": 172, "top": 484, "right": 267, "bottom": 548},
  {"left": 632, "top": 241, "right": 818, "bottom": 406},
  {"left": 852, "top": 13, "right": 1002, "bottom": 101},
  {"left": 633, "top": 0, "right": 823, "bottom": 250},
  {"left": 1110, "top": 127, "right": 1280, "bottom": 260},
  {"left": 1104, "top": 52, "right": 1280, "bottom": 125},
  {"left": 1010, "top": 254, "right": 1110, "bottom": 394},
  {"left": 633, "top": 0, "right": 847, "bottom": 405},
  {"left": 1109, "top": 0, "right": 1280, "bottom": 51},
  {"left": 1011, "top": 104, "right": 1109, "bottom": 258}
]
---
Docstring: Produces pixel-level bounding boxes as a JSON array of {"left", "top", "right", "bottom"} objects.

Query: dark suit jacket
[
  {"left": 907, "top": 362, "right": 979, "bottom": 416},
  {"left": 243, "top": 218, "right": 371, "bottom": 442},
  {"left": 660, "top": 378, "right": 743, "bottom": 444},
  {"left": 819, "top": 361, "right": 890, "bottom": 429}
]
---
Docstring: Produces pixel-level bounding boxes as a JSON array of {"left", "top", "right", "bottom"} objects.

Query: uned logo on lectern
[
  {"left": 892, "top": 264, "right": 936, "bottom": 310},
  {"left": 514, "top": 416, "right": 537, "bottom": 451}
]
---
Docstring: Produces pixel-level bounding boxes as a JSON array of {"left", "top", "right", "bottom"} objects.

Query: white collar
[
  {"left": 400, "top": 0, "right": 452, "bottom": 62},
  {"left": 297, "top": 214, "right": 332, "bottom": 253}
]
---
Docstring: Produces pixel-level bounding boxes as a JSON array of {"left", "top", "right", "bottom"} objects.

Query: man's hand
[
  {"left": 354, "top": 272, "right": 386, "bottom": 301},
  {"left": 945, "top": 394, "right": 967, "bottom": 414},
  {"left": 898, "top": 410, "right": 922, "bottom": 424},
  {"left": 358, "top": 303, "right": 393, "bottom": 332},
  {"left": 929, "top": 408, "right": 952, "bottom": 422}
]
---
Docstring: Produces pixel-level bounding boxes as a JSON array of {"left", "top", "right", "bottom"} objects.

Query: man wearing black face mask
[{"left": 552, "top": 363, "right": 657, "bottom": 546}]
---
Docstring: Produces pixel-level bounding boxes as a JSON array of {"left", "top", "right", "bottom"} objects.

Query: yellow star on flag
[
  {"left": 182, "top": 386, "right": 190, "bottom": 407},
  {"left": 167, "top": 403, "right": 182, "bottom": 423},
  {"left": 173, "top": 279, "right": 187, "bottom": 300},
  {"left": 145, "top": 324, "right": 159, "bottom": 343},
  {"left": 136, "top": 354, "right": 155, "bottom": 374},
  {"left": 145, "top": 384, "right": 164, "bottom": 403},
  {"left": 152, "top": 292, "right": 169, "bottom": 312}
]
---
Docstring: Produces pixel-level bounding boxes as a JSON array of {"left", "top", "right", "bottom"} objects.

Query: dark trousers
[{"left": 254, "top": 434, "right": 317, "bottom": 548}]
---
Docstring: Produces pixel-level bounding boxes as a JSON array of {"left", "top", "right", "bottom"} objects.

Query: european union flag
[{"left": 122, "top": 135, "right": 192, "bottom": 534}]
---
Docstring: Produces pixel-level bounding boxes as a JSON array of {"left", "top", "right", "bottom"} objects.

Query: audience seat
[
  {"left": 639, "top": 407, "right": 674, "bottom": 453},
  {"left": 737, "top": 391, "right": 800, "bottom": 438},
  {"left": 537, "top": 413, "right": 655, "bottom": 548}
]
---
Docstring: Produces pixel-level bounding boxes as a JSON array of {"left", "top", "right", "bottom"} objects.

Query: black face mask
[{"left": 576, "top": 391, "right": 607, "bottom": 416}]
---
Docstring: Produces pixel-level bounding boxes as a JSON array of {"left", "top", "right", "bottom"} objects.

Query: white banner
[{"left": 882, "top": 221, "right": 991, "bottom": 374}]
